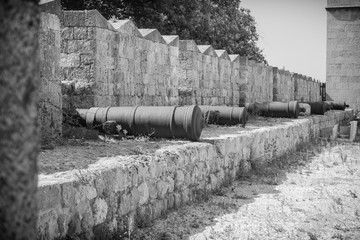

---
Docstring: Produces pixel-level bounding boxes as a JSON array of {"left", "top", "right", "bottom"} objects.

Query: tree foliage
[{"left": 61, "top": 0, "right": 267, "bottom": 63}]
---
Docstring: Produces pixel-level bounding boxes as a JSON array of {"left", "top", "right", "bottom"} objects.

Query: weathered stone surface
[
  {"left": 39, "top": 11, "right": 62, "bottom": 143},
  {"left": 92, "top": 197, "right": 108, "bottom": 225},
  {"left": 37, "top": 184, "right": 62, "bottom": 211},
  {"left": 118, "top": 193, "right": 131, "bottom": 216},
  {"left": 326, "top": 2, "right": 360, "bottom": 111},
  {"left": 61, "top": 9, "right": 320, "bottom": 110},
  {"left": 138, "top": 182, "right": 150, "bottom": 205}
]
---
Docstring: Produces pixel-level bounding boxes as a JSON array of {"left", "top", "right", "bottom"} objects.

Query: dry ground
[
  {"left": 38, "top": 116, "right": 294, "bottom": 175},
  {"left": 131, "top": 140, "right": 360, "bottom": 240}
]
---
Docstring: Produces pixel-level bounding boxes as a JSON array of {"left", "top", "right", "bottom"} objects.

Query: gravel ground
[{"left": 131, "top": 140, "right": 360, "bottom": 240}]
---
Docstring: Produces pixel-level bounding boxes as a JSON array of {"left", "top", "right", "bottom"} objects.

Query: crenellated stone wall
[
  {"left": 239, "top": 58, "right": 274, "bottom": 104},
  {"left": 61, "top": 11, "right": 180, "bottom": 110},
  {"left": 60, "top": 10, "right": 321, "bottom": 112},
  {"left": 38, "top": 7, "right": 322, "bottom": 141}
]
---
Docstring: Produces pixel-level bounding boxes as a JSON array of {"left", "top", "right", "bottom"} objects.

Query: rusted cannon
[
  {"left": 303, "top": 101, "right": 331, "bottom": 115},
  {"left": 76, "top": 105, "right": 204, "bottom": 141},
  {"left": 244, "top": 101, "right": 303, "bottom": 118},
  {"left": 199, "top": 106, "right": 248, "bottom": 126},
  {"left": 324, "top": 101, "right": 349, "bottom": 110}
]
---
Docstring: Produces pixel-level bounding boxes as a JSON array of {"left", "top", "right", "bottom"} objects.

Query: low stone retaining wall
[{"left": 37, "top": 110, "right": 352, "bottom": 239}]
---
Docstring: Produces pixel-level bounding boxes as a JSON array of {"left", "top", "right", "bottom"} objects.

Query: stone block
[
  {"left": 118, "top": 193, "right": 131, "bottom": 216},
  {"left": 331, "top": 124, "right": 339, "bottom": 140},
  {"left": 156, "top": 180, "right": 168, "bottom": 199},
  {"left": 73, "top": 27, "right": 87, "bottom": 39},
  {"left": 138, "top": 181, "right": 150, "bottom": 205},
  {"left": 68, "top": 212, "right": 82, "bottom": 236},
  {"left": 350, "top": 121, "right": 358, "bottom": 141},
  {"left": 61, "top": 27, "right": 74, "bottom": 40},
  {"left": 91, "top": 197, "right": 108, "bottom": 225},
  {"left": 175, "top": 170, "right": 185, "bottom": 190},
  {"left": 62, "top": 11, "right": 86, "bottom": 27},
  {"left": 61, "top": 182, "right": 76, "bottom": 208},
  {"left": 37, "top": 184, "right": 62, "bottom": 211},
  {"left": 74, "top": 184, "right": 97, "bottom": 204},
  {"left": 38, "top": 209, "right": 60, "bottom": 240},
  {"left": 57, "top": 212, "right": 70, "bottom": 238}
]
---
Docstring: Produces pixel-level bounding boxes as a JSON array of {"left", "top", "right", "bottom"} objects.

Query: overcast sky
[{"left": 241, "top": 0, "right": 327, "bottom": 82}]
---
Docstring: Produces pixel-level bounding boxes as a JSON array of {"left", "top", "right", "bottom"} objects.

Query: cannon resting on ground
[
  {"left": 303, "top": 101, "right": 348, "bottom": 115},
  {"left": 73, "top": 105, "right": 205, "bottom": 141},
  {"left": 199, "top": 105, "right": 248, "bottom": 126},
  {"left": 302, "top": 101, "right": 330, "bottom": 115},
  {"left": 324, "top": 101, "right": 349, "bottom": 110},
  {"left": 243, "top": 101, "right": 304, "bottom": 118}
]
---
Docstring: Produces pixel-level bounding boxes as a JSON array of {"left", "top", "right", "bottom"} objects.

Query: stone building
[{"left": 326, "top": 0, "right": 360, "bottom": 111}]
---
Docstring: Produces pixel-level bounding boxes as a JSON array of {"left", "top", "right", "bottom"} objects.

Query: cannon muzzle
[{"left": 324, "top": 101, "right": 349, "bottom": 110}]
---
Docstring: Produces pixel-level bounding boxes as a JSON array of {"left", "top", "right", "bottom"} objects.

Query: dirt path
[{"left": 132, "top": 140, "right": 360, "bottom": 240}]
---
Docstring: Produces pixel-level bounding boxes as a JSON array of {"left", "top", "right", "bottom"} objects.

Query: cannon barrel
[
  {"left": 324, "top": 101, "right": 349, "bottom": 110},
  {"left": 303, "top": 101, "right": 331, "bottom": 115},
  {"left": 199, "top": 106, "right": 248, "bottom": 126},
  {"left": 244, "top": 101, "right": 302, "bottom": 118},
  {"left": 77, "top": 105, "right": 204, "bottom": 141}
]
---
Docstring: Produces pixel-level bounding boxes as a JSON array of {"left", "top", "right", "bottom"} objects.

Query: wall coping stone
[
  {"left": 62, "top": 10, "right": 116, "bottom": 31},
  {"left": 162, "top": 35, "right": 180, "bottom": 47},
  {"left": 39, "top": 0, "right": 61, "bottom": 16},
  {"left": 179, "top": 40, "right": 201, "bottom": 52},
  {"left": 215, "top": 50, "right": 230, "bottom": 60},
  {"left": 138, "top": 29, "right": 167, "bottom": 44},
  {"left": 229, "top": 54, "right": 241, "bottom": 62},
  {"left": 110, "top": 19, "right": 142, "bottom": 37},
  {"left": 197, "top": 45, "right": 217, "bottom": 56},
  {"left": 327, "top": 0, "right": 360, "bottom": 9}
]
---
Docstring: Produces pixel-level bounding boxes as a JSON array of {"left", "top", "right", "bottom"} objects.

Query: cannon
[
  {"left": 76, "top": 105, "right": 205, "bottom": 141},
  {"left": 324, "top": 101, "right": 349, "bottom": 110},
  {"left": 303, "top": 101, "right": 331, "bottom": 115},
  {"left": 199, "top": 106, "right": 248, "bottom": 126},
  {"left": 244, "top": 101, "right": 303, "bottom": 118}
]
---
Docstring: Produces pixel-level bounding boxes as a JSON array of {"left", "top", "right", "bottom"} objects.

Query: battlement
[{"left": 39, "top": 8, "right": 321, "bottom": 142}]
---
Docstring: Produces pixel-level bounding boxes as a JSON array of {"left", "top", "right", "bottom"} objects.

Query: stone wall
[
  {"left": 326, "top": 0, "right": 360, "bottom": 111},
  {"left": 61, "top": 10, "right": 179, "bottom": 109},
  {"left": 273, "top": 68, "right": 293, "bottom": 102},
  {"left": 240, "top": 58, "right": 274, "bottom": 104},
  {"left": 39, "top": 6, "right": 62, "bottom": 143},
  {"left": 60, "top": 10, "right": 320, "bottom": 111},
  {"left": 36, "top": 110, "right": 352, "bottom": 239}
]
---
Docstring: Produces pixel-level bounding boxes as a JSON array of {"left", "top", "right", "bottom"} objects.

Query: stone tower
[{"left": 326, "top": 0, "right": 360, "bottom": 111}]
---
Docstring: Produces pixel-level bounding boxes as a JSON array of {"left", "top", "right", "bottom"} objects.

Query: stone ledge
[
  {"left": 62, "top": 10, "right": 116, "bottom": 31},
  {"left": 327, "top": 0, "right": 360, "bottom": 9},
  {"left": 36, "top": 110, "right": 353, "bottom": 239}
]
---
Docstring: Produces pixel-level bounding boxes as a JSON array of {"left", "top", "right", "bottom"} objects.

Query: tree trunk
[{"left": 0, "top": 0, "right": 40, "bottom": 239}]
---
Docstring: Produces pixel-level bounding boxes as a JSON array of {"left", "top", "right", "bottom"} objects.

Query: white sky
[{"left": 241, "top": 0, "right": 327, "bottom": 82}]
